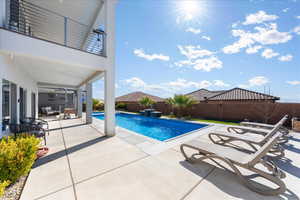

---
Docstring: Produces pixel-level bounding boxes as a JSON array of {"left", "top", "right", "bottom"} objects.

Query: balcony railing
[{"left": 4, "top": 0, "right": 106, "bottom": 56}]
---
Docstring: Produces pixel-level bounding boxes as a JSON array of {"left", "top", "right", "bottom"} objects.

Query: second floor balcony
[{"left": 2, "top": 0, "right": 106, "bottom": 57}]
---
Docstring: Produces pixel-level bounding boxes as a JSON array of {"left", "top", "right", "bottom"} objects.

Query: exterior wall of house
[
  {"left": 0, "top": 0, "right": 117, "bottom": 136},
  {"left": 0, "top": 54, "right": 38, "bottom": 134}
]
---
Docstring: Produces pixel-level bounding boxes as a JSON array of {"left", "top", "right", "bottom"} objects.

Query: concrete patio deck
[{"left": 20, "top": 118, "right": 300, "bottom": 200}]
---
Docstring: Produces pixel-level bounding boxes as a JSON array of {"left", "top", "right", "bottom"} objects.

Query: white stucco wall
[
  {"left": 0, "top": 54, "right": 38, "bottom": 132},
  {"left": 0, "top": 29, "right": 109, "bottom": 71}
]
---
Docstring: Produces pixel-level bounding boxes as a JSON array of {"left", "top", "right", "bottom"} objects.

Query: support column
[
  {"left": 0, "top": 0, "right": 6, "bottom": 27},
  {"left": 77, "top": 88, "right": 82, "bottom": 118},
  {"left": 86, "top": 83, "right": 93, "bottom": 124},
  {"left": 104, "top": 70, "right": 115, "bottom": 136},
  {"left": 103, "top": 0, "right": 117, "bottom": 137}
]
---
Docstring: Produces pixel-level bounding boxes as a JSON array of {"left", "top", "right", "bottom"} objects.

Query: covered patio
[
  {"left": 19, "top": 118, "right": 300, "bottom": 200},
  {"left": 2, "top": 51, "right": 116, "bottom": 137}
]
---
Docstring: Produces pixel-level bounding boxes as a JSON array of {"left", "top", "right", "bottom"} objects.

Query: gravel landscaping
[{"left": 0, "top": 176, "right": 27, "bottom": 200}]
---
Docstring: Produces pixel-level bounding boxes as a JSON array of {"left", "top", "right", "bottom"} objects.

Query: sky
[{"left": 93, "top": 0, "right": 300, "bottom": 102}]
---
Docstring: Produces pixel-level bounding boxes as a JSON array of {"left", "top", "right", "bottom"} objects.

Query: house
[
  {"left": 0, "top": 0, "right": 117, "bottom": 136},
  {"left": 186, "top": 88, "right": 280, "bottom": 103},
  {"left": 116, "top": 91, "right": 165, "bottom": 104}
]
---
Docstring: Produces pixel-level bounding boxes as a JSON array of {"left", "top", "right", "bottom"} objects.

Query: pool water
[{"left": 93, "top": 112, "right": 208, "bottom": 141}]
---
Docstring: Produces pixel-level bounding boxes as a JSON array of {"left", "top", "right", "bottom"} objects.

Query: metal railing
[{"left": 5, "top": 0, "right": 106, "bottom": 56}]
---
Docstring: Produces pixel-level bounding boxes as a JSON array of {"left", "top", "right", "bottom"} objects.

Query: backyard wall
[{"left": 123, "top": 102, "right": 300, "bottom": 126}]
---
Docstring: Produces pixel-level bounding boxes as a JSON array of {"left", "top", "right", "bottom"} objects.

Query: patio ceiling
[{"left": 4, "top": 53, "right": 103, "bottom": 88}]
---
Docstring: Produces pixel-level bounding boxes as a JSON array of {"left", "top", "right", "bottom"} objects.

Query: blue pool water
[{"left": 93, "top": 112, "right": 208, "bottom": 141}]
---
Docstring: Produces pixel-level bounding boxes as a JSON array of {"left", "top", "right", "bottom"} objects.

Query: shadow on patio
[
  {"left": 180, "top": 160, "right": 299, "bottom": 200},
  {"left": 33, "top": 135, "right": 109, "bottom": 168}
]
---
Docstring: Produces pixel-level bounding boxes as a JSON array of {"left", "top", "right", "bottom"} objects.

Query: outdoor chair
[
  {"left": 20, "top": 117, "right": 49, "bottom": 135},
  {"left": 9, "top": 123, "right": 47, "bottom": 145},
  {"left": 240, "top": 115, "right": 289, "bottom": 135},
  {"left": 180, "top": 133, "right": 286, "bottom": 196},
  {"left": 208, "top": 122, "right": 285, "bottom": 158}
]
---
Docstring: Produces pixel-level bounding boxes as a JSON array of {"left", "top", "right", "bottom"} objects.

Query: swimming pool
[{"left": 93, "top": 112, "right": 208, "bottom": 141}]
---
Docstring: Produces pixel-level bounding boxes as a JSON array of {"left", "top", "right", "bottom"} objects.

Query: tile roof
[
  {"left": 116, "top": 91, "right": 165, "bottom": 102},
  {"left": 186, "top": 88, "right": 280, "bottom": 101},
  {"left": 186, "top": 89, "right": 226, "bottom": 101}
]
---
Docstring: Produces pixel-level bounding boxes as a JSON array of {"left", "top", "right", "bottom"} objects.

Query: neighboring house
[
  {"left": 116, "top": 92, "right": 165, "bottom": 104},
  {"left": 0, "top": 0, "right": 117, "bottom": 136},
  {"left": 186, "top": 88, "right": 280, "bottom": 103}
]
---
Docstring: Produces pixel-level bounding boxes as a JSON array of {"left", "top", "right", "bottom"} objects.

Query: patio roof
[{"left": 2, "top": 53, "right": 103, "bottom": 88}]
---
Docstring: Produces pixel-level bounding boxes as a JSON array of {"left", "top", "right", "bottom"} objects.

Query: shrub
[
  {"left": 165, "top": 95, "right": 196, "bottom": 118},
  {"left": 139, "top": 97, "right": 155, "bottom": 109},
  {"left": 116, "top": 103, "right": 127, "bottom": 110},
  {"left": 93, "top": 98, "right": 104, "bottom": 111},
  {"left": 0, "top": 181, "right": 10, "bottom": 197},
  {"left": 0, "top": 135, "right": 40, "bottom": 183},
  {"left": 95, "top": 102, "right": 104, "bottom": 111}
]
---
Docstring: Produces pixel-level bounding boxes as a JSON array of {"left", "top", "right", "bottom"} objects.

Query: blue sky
[{"left": 93, "top": 0, "right": 300, "bottom": 102}]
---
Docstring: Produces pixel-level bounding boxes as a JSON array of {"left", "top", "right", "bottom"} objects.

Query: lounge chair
[
  {"left": 180, "top": 133, "right": 286, "bottom": 196},
  {"left": 240, "top": 115, "right": 289, "bottom": 135},
  {"left": 208, "top": 122, "right": 284, "bottom": 157},
  {"left": 225, "top": 117, "right": 289, "bottom": 144}
]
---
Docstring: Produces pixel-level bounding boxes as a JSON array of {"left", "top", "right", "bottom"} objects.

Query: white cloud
[
  {"left": 261, "top": 48, "right": 279, "bottom": 59},
  {"left": 296, "top": 16, "right": 300, "bottom": 19},
  {"left": 294, "top": 26, "right": 300, "bottom": 35},
  {"left": 287, "top": 81, "right": 300, "bottom": 85},
  {"left": 177, "top": 45, "right": 214, "bottom": 60},
  {"left": 253, "top": 23, "right": 292, "bottom": 45},
  {"left": 133, "top": 49, "right": 170, "bottom": 61},
  {"left": 175, "top": 46, "right": 222, "bottom": 72},
  {"left": 124, "top": 77, "right": 230, "bottom": 96},
  {"left": 213, "top": 80, "right": 230, "bottom": 87},
  {"left": 232, "top": 21, "right": 240, "bottom": 28},
  {"left": 167, "top": 79, "right": 212, "bottom": 90},
  {"left": 202, "top": 36, "right": 211, "bottom": 40},
  {"left": 282, "top": 8, "right": 289, "bottom": 13},
  {"left": 246, "top": 45, "right": 262, "bottom": 54},
  {"left": 223, "top": 22, "right": 292, "bottom": 55},
  {"left": 239, "top": 76, "right": 269, "bottom": 88},
  {"left": 125, "top": 77, "right": 146, "bottom": 88},
  {"left": 186, "top": 28, "right": 201, "bottom": 34},
  {"left": 193, "top": 56, "right": 223, "bottom": 72},
  {"left": 278, "top": 54, "right": 293, "bottom": 62},
  {"left": 249, "top": 76, "right": 269, "bottom": 86},
  {"left": 242, "top": 11, "right": 278, "bottom": 25}
]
